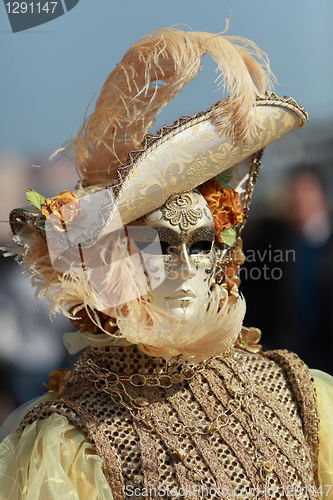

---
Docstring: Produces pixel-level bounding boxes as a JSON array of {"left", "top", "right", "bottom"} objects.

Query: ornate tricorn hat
[{"left": 8, "top": 28, "right": 308, "bottom": 321}]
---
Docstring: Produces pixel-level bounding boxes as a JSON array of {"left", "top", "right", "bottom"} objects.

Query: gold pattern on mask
[{"left": 163, "top": 192, "right": 203, "bottom": 231}]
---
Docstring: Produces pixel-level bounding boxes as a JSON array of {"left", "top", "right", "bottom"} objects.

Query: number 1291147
[{"left": 5, "top": 2, "right": 59, "bottom": 14}]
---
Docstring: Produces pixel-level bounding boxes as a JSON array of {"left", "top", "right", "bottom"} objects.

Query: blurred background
[{"left": 0, "top": 0, "right": 332, "bottom": 423}]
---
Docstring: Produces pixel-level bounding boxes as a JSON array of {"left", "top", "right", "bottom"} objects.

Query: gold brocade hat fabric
[{"left": 93, "top": 92, "right": 307, "bottom": 240}]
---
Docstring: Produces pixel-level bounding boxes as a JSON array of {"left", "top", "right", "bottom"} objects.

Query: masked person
[{"left": 1, "top": 28, "right": 332, "bottom": 500}]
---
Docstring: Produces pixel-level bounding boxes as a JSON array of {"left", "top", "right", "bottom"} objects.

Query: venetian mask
[{"left": 127, "top": 191, "right": 216, "bottom": 322}]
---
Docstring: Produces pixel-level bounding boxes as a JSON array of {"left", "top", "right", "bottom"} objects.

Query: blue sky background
[{"left": 1, "top": 0, "right": 333, "bottom": 155}]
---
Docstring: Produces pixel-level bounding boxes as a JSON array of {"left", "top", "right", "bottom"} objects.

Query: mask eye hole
[
  {"left": 160, "top": 242, "right": 177, "bottom": 256},
  {"left": 133, "top": 240, "right": 177, "bottom": 256},
  {"left": 189, "top": 241, "right": 213, "bottom": 255}
]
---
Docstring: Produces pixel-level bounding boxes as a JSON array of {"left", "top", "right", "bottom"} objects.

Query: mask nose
[{"left": 178, "top": 243, "right": 196, "bottom": 279}]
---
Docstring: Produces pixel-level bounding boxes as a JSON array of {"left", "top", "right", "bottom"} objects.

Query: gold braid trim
[{"left": 265, "top": 349, "right": 320, "bottom": 472}]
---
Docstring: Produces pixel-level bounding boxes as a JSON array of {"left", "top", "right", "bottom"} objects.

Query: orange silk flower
[
  {"left": 198, "top": 179, "right": 243, "bottom": 243},
  {"left": 41, "top": 190, "right": 82, "bottom": 232}
]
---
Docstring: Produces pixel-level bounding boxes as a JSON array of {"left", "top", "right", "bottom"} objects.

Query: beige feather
[
  {"left": 6, "top": 224, "right": 245, "bottom": 362},
  {"left": 63, "top": 28, "right": 273, "bottom": 186}
]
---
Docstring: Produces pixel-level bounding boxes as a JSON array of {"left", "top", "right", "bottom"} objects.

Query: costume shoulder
[
  {"left": 0, "top": 412, "right": 112, "bottom": 499},
  {"left": 309, "top": 368, "right": 333, "bottom": 495}
]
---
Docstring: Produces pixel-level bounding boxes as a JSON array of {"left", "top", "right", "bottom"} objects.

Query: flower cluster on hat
[
  {"left": 198, "top": 178, "right": 244, "bottom": 246},
  {"left": 26, "top": 189, "right": 84, "bottom": 232}
]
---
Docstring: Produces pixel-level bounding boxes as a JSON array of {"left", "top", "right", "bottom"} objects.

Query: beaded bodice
[{"left": 21, "top": 346, "right": 320, "bottom": 500}]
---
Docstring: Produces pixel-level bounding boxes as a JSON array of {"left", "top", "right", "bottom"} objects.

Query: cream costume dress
[{"left": 1, "top": 28, "right": 332, "bottom": 500}]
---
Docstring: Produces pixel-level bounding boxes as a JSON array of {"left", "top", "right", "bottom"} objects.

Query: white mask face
[{"left": 127, "top": 191, "right": 216, "bottom": 321}]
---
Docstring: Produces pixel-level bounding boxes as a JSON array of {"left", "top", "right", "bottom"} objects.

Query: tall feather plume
[{"left": 64, "top": 28, "right": 274, "bottom": 186}]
